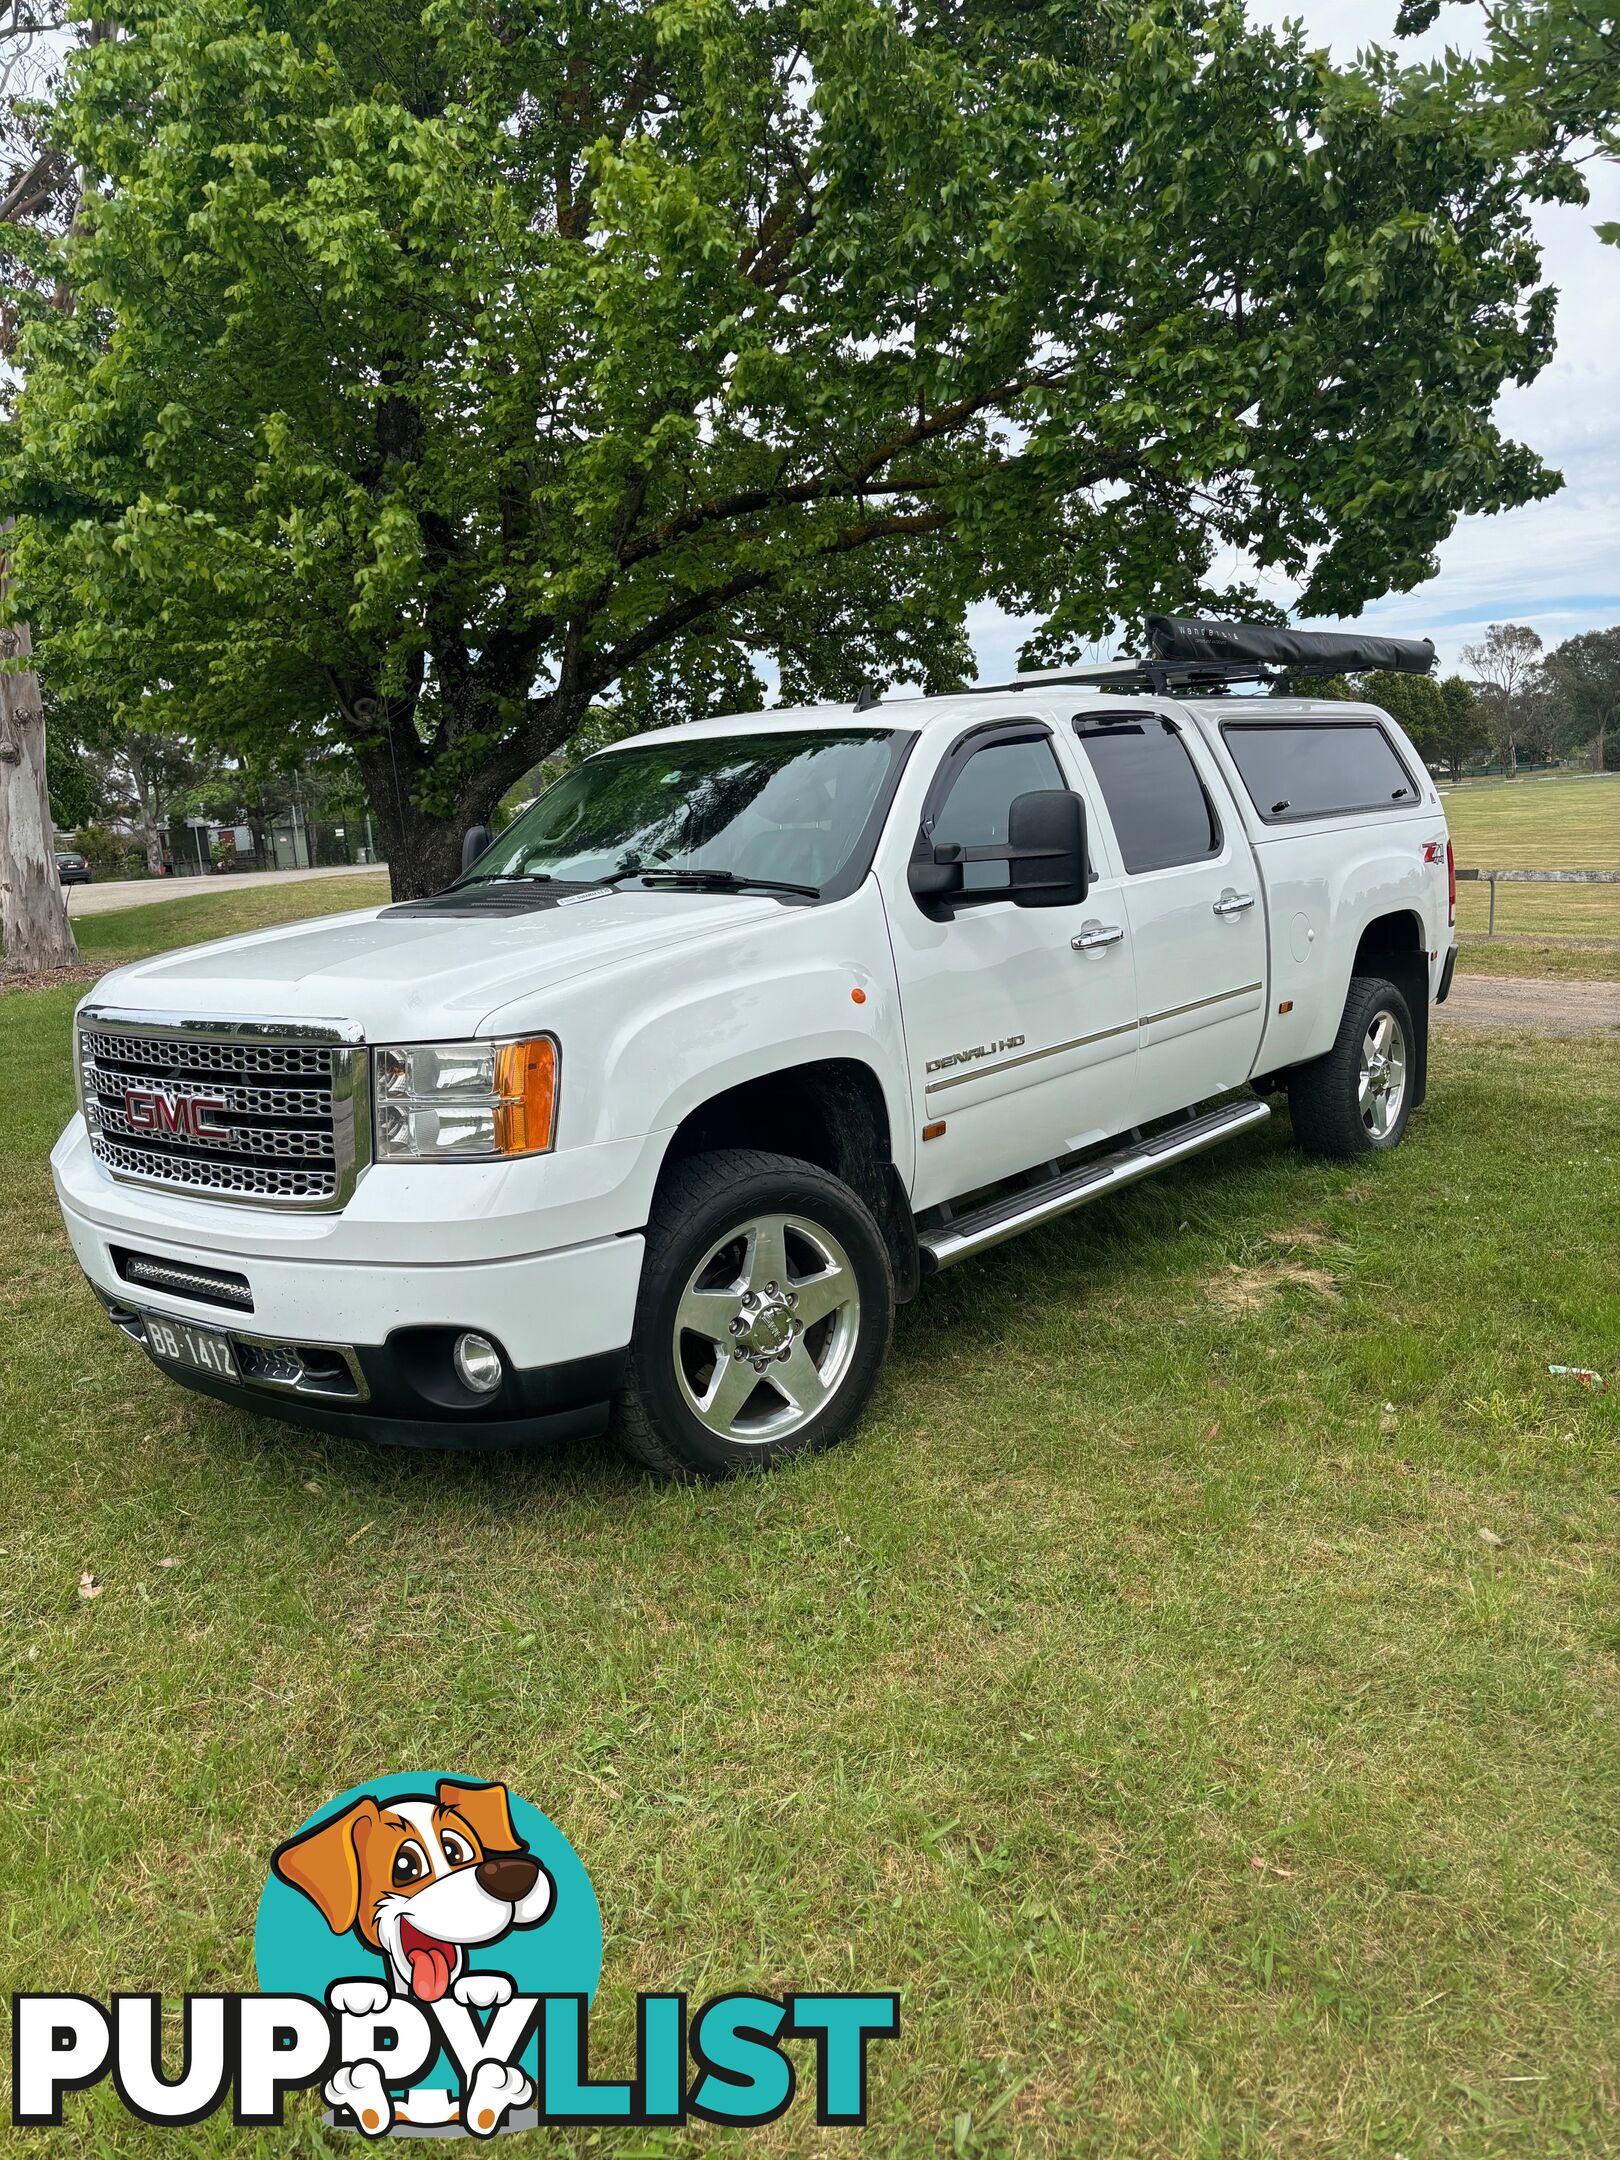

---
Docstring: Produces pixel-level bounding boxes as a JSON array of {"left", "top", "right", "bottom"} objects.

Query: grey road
[{"left": 62, "top": 862, "right": 387, "bottom": 918}]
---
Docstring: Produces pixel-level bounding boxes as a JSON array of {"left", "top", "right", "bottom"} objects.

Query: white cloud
[{"left": 970, "top": 0, "right": 1620, "bottom": 679}]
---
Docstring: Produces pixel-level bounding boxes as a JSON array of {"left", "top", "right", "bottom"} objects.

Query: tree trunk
[
  {"left": 353, "top": 691, "right": 563, "bottom": 900},
  {"left": 0, "top": 610, "right": 80, "bottom": 973},
  {"left": 357, "top": 745, "right": 467, "bottom": 900},
  {"left": 137, "top": 773, "right": 165, "bottom": 874}
]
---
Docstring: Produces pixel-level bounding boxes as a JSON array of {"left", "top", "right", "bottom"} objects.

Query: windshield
[{"left": 464, "top": 729, "right": 901, "bottom": 894}]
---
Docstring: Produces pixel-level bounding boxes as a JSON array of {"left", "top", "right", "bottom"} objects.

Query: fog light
[{"left": 453, "top": 1332, "right": 504, "bottom": 1395}]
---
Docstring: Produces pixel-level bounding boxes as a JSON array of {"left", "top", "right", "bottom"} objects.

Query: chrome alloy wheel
[
  {"left": 1358, "top": 1009, "right": 1408, "bottom": 1140},
  {"left": 672, "top": 1213, "right": 861, "bottom": 1444}
]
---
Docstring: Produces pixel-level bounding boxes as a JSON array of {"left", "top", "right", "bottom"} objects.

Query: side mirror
[
  {"left": 460, "top": 823, "right": 492, "bottom": 874},
  {"left": 1008, "top": 790, "right": 1088, "bottom": 908},
  {"left": 907, "top": 836, "right": 965, "bottom": 905}
]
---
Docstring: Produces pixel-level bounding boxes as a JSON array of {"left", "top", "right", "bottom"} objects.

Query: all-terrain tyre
[
  {"left": 1287, "top": 974, "right": 1417, "bottom": 1160},
  {"left": 614, "top": 1149, "right": 895, "bottom": 1481}
]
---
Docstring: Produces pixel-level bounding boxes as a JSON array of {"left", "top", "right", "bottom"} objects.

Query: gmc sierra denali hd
[{"left": 53, "top": 618, "right": 1458, "bottom": 1479}]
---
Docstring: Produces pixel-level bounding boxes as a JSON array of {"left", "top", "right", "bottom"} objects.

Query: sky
[{"left": 965, "top": 0, "right": 1620, "bottom": 682}]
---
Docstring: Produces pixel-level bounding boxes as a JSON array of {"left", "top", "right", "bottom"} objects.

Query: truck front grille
[{"left": 78, "top": 1013, "right": 369, "bottom": 1211}]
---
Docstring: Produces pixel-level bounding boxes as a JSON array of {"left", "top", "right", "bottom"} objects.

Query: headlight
[{"left": 371, "top": 1036, "right": 557, "bottom": 1161}]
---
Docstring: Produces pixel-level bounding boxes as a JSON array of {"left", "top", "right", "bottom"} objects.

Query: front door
[
  {"left": 1069, "top": 710, "right": 1266, "bottom": 1124},
  {"left": 884, "top": 721, "right": 1141, "bottom": 1211}
]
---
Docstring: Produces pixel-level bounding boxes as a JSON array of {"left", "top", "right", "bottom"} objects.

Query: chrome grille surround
[{"left": 76, "top": 1005, "right": 370, "bottom": 1211}]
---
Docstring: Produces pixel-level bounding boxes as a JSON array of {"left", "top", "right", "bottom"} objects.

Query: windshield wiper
[{"left": 590, "top": 866, "right": 822, "bottom": 901}]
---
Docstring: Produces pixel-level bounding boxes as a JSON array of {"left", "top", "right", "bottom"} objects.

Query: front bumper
[
  {"left": 95, "top": 1289, "right": 626, "bottom": 1448},
  {"left": 57, "top": 1114, "right": 646, "bottom": 1446}
]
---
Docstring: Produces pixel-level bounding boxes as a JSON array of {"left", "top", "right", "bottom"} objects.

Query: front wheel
[
  {"left": 1287, "top": 975, "right": 1416, "bottom": 1159},
  {"left": 614, "top": 1149, "right": 895, "bottom": 1480}
]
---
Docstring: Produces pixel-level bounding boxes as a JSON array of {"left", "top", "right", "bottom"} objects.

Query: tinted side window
[
  {"left": 1075, "top": 717, "right": 1219, "bottom": 874},
  {"left": 929, "top": 736, "right": 1066, "bottom": 892},
  {"left": 1221, "top": 722, "right": 1417, "bottom": 821}
]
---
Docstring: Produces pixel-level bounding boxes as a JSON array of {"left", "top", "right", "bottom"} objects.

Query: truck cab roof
[{"left": 620, "top": 686, "right": 1423, "bottom": 745}]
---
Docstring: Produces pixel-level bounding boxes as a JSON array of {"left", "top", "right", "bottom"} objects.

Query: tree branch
[
  {"left": 596, "top": 507, "right": 953, "bottom": 684},
  {"left": 617, "top": 377, "right": 1071, "bottom": 570},
  {"left": 0, "top": 147, "right": 69, "bottom": 226}
]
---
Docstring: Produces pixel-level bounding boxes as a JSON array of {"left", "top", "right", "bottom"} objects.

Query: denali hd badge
[
  {"left": 12, "top": 1772, "right": 899, "bottom": 2137},
  {"left": 925, "top": 1034, "right": 1025, "bottom": 1076}
]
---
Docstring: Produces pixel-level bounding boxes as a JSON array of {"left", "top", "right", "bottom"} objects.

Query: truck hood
[{"left": 83, "top": 889, "right": 778, "bottom": 1038}]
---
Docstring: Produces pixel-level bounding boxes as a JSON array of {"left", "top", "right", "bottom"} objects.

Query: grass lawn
[
  {"left": 1443, "top": 776, "right": 1619, "bottom": 975},
  {"left": 1454, "top": 882, "right": 1620, "bottom": 944},
  {"left": 1447, "top": 935, "right": 1620, "bottom": 984},
  {"left": 2, "top": 948, "right": 1617, "bottom": 2152},
  {"left": 1425, "top": 777, "right": 1615, "bottom": 980},
  {"left": 62, "top": 871, "right": 391, "bottom": 970},
  {"left": 1442, "top": 773, "right": 1620, "bottom": 873}
]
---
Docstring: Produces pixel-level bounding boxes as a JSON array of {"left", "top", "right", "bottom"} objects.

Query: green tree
[
  {"left": 1284, "top": 674, "right": 1359, "bottom": 701},
  {"left": 1399, "top": 0, "right": 1619, "bottom": 247},
  {"left": 1541, "top": 628, "right": 1620, "bottom": 771},
  {"left": 6, "top": 0, "right": 1567, "bottom": 895},
  {"left": 43, "top": 695, "right": 98, "bottom": 831},
  {"left": 1357, "top": 668, "right": 1445, "bottom": 761},
  {"left": 82, "top": 728, "right": 207, "bottom": 874},
  {"left": 1429, "top": 673, "right": 1489, "bottom": 780},
  {"left": 1461, "top": 622, "right": 1543, "bottom": 777}
]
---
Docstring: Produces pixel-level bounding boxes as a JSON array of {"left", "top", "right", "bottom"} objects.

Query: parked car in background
[
  {"left": 53, "top": 617, "right": 1455, "bottom": 1480},
  {"left": 55, "top": 850, "right": 92, "bottom": 886}
]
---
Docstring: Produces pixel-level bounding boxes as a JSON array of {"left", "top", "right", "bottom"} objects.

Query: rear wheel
[
  {"left": 1287, "top": 975, "right": 1416, "bottom": 1159},
  {"left": 615, "top": 1149, "right": 894, "bottom": 1480}
]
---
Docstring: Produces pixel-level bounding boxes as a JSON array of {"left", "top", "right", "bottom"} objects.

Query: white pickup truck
[{"left": 54, "top": 619, "right": 1458, "bottom": 1479}]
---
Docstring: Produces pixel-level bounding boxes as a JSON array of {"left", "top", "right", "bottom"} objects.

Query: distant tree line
[{"left": 46, "top": 697, "right": 375, "bottom": 878}]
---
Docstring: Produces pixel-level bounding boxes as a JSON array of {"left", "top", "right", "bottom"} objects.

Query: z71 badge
[{"left": 925, "top": 1035, "right": 1025, "bottom": 1076}]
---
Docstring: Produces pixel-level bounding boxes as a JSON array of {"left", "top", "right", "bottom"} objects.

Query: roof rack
[{"left": 963, "top": 656, "right": 1282, "bottom": 699}]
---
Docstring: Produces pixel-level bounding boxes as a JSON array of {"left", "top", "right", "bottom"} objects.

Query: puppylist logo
[{"left": 11, "top": 1773, "right": 899, "bottom": 2138}]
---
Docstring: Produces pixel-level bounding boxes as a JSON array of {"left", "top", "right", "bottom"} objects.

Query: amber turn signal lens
[{"left": 493, "top": 1037, "right": 558, "bottom": 1156}]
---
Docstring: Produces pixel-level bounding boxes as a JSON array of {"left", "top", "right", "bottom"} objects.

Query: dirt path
[{"left": 1438, "top": 974, "right": 1620, "bottom": 1036}]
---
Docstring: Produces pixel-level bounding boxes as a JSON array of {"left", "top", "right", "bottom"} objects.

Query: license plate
[{"left": 142, "top": 1313, "right": 238, "bottom": 1381}]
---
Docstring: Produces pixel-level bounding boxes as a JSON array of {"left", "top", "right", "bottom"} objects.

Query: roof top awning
[{"left": 1144, "top": 616, "right": 1436, "bottom": 678}]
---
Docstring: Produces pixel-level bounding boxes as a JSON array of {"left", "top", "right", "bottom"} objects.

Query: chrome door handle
[
  {"left": 1213, "top": 890, "right": 1255, "bottom": 916},
  {"left": 1072, "top": 921, "right": 1125, "bottom": 951}
]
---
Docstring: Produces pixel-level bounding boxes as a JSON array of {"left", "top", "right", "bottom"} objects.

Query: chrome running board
[{"left": 917, "top": 1098, "right": 1271, "bottom": 1273}]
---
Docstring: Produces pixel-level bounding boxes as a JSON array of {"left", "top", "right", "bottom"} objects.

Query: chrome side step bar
[{"left": 917, "top": 1098, "right": 1272, "bottom": 1273}]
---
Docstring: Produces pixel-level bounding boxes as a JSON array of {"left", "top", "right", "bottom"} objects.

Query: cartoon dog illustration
[{"left": 272, "top": 1778, "right": 555, "bottom": 2136}]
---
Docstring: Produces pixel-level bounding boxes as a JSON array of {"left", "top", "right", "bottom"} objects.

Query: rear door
[
  {"left": 883, "top": 719, "right": 1140, "bottom": 1209},
  {"left": 1069, "top": 709, "right": 1266, "bottom": 1123}
]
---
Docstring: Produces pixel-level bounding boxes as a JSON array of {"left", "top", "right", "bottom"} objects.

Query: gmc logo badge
[{"left": 123, "top": 1087, "right": 230, "bottom": 1142}]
